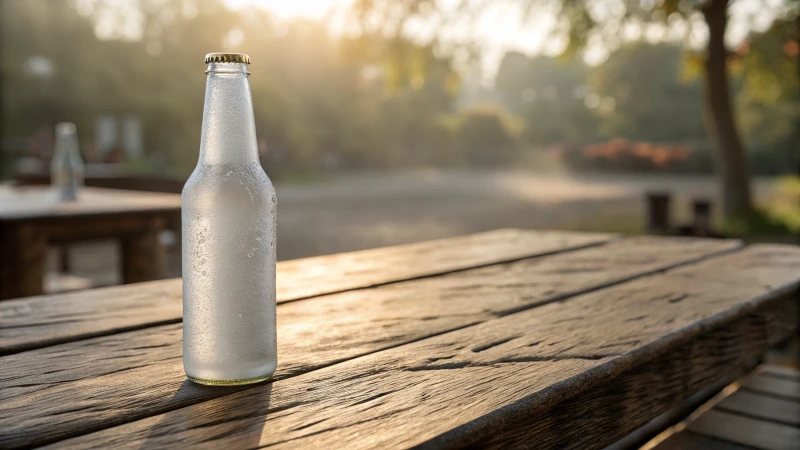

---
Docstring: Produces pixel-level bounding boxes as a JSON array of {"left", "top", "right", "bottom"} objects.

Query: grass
[
  {"left": 563, "top": 176, "right": 800, "bottom": 242},
  {"left": 560, "top": 203, "right": 646, "bottom": 235},
  {"left": 721, "top": 176, "right": 800, "bottom": 239}
]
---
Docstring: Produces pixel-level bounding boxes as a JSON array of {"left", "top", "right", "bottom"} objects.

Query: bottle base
[{"left": 188, "top": 372, "right": 274, "bottom": 386}]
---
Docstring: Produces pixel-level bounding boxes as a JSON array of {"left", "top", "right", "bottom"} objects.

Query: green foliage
[
  {"left": 451, "top": 106, "right": 521, "bottom": 167},
  {"left": 721, "top": 176, "right": 800, "bottom": 236},
  {"left": 2, "top": 0, "right": 797, "bottom": 178},
  {"left": 495, "top": 53, "right": 598, "bottom": 146},
  {"left": 739, "top": 19, "right": 799, "bottom": 104},
  {"left": 0, "top": 0, "right": 460, "bottom": 174},
  {"left": 721, "top": 208, "right": 796, "bottom": 236},
  {"left": 589, "top": 43, "right": 706, "bottom": 143},
  {"left": 768, "top": 176, "right": 800, "bottom": 232}
]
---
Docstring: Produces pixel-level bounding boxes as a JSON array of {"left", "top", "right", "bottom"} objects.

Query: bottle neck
[
  {"left": 53, "top": 123, "right": 82, "bottom": 162},
  {"left": 198, "top": 62, "right": 259, "bottom": 166}
]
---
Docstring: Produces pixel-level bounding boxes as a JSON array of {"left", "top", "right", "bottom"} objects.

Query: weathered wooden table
[
  {"left": 0, "top": 186, "right": 181, "bottom": 299},
  {"left": 0, "top": 229, "right": 798, "bottom": 449}
]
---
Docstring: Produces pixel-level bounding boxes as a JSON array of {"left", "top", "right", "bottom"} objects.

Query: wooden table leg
[
  {"left": 58, "top": 245, "right": 71, "bottom": 273},
  {"left": 120, "top": 218, "right": 166, "bottom": 285},
  {"left": 0, "top": 223, "right": 47, "bottom": 300}
]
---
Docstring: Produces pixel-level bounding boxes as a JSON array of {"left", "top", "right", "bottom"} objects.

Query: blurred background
[{"left": 1, "top": 0, "right": 799, "bottom": 291}]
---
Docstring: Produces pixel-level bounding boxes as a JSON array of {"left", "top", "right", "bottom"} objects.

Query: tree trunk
[{"left": 701, "top": 0, "right": 753, "bottom": 218}]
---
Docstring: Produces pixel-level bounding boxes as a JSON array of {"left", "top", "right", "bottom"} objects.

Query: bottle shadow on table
[{"left": 141, "top": 379, "right": 272, "bottom": 449}]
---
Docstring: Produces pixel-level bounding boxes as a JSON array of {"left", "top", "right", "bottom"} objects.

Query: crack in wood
[
  {"left": 406, "top": 354, "right": 620, "bottom": 371},
  {"left": 471, "top": 336, "right": 520, "bottom": 353}
]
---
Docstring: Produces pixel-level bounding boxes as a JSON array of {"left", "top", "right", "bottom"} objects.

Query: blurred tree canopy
[
  {"left": 0, "top": 0, "right": 461, "bottom": 174},
  {"left": 351, "top": 0, "right": 800, "bottom": 218},
  {"left": 495, "top": 53, "right": 599, "bottom": 146},
  {"left": 0, "top": 0, "right": 797, "bottom": 191}
]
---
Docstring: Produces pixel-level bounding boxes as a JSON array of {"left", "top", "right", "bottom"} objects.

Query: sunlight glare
[{"left": 222, "top": 0, "right": 342, "bottom": 20}]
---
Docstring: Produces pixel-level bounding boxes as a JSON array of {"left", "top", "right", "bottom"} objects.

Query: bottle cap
[{"left": 204, "top": 53, "right": 250, "bottom": 64}]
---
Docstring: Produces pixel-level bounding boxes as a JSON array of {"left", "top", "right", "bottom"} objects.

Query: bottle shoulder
[{"left": 183, "top": 163, "right": 275, "bottom": 200}]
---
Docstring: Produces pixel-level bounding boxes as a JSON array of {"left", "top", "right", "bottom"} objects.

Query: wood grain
[
  {"left": 273, "top": 228, "right": 614, "bottom": 301},
  {"left": 687, "top": 409, "right": 800, "bottom": 450},
  {"left": 0, "top": 229, "right": 618, "bottom": 354},
  {"left": 470, "top": 308, "right": 791, "bottom": 450},
  {"left": 39, "top": 244, "right": 800, "bottom": 450},
  {"left": 0, "top": 236, "right": 737, "bottom": 448}
]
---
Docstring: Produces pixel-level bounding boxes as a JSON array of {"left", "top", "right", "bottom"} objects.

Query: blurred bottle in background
[{"left": 50, "top": 122, "right": 85, "bottom": 201}]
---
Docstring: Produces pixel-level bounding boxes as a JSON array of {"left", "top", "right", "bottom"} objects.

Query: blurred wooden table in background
[
  {"left": 0, "top": 186, "right": 180, "bottom": 299},
  {"left": 0, "top": 229, "right": 798, "bottom": 449}
]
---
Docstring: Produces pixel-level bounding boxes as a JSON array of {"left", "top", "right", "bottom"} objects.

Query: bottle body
[
  {"left": 51, "top": 123, "right": 85, "bottom": 201},
  {"left": 182, "top": 58, "right": 277, "bottom": 384}
]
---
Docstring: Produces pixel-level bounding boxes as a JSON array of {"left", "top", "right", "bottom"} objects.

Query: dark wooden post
[
  {"left": 121, "top": 217, "right": 166, "bottom": 284},
  {"left": 58, "top": 246, "right": 71, "bottom": 273},
  {"left": 692, "top": 199, "right": 712, "bottom": 236},
  {"left": 646, "top": 192, "right": 671, "bottom": 235},
  {"left": 0, "top": 223, "right": 47, "bottom": 299}
]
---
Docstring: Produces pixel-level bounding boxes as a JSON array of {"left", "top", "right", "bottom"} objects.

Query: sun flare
[{"left": 222, "top": 0, "right": 343, "bottom": 20}]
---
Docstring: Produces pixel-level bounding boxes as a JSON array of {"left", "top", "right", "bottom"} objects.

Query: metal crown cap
[{"left": 204, "top": 53, "right": 250, "bottom": 64}]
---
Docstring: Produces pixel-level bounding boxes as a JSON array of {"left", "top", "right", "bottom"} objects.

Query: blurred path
[{"left": 275, "top": 170, "right": 778, "bottom": 259}]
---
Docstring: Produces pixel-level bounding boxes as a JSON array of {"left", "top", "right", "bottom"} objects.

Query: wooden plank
[
  {"left": 651, "top": 431, "right": 753, "bottom": 450},
  {"left": 716, "top": 389, "right": 800, "bottom": 427},
  {"left": 742, "top": 373, "right": 800, "bottom": 402},
  {"left": 0, "top": 236, "right": 739, "bottom": 448},
  {"left": 274, "top": 228, "right": 615, "bottom": 301},
  {"left": 761, "top": 365, "right": 800, "bottom": 382},
  {"left": 41, "top": 212, "right": 176, "bottom": 243},
  {"left": 0, "top": 229, "right": 618, "bottom": 354},
  {"left": 687, "top": 409, "right": 800, "bottom": 450},
  {"left": 0, "top": 187, "right": 181, "bottom": 220},
  {"left": 32, "top": 244, "right": 800, "bottom": 450}
]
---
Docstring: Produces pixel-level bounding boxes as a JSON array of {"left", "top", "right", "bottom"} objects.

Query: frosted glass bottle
[
  {"left": 182, "top": 53, "right": 277, "bottom": 385},
  {"left": 51, "top": 122, "right": 85, "bottom": 201}
]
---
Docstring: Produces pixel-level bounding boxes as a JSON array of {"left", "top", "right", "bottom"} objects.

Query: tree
[
  {"left": 701, "top": 0, "right": 752, "bottom": 216},
  {"left": 495, "top": 52, "right": 598, "bottom": 146},
  {"left": 350, "top": 0, "right": 799, "bottom": 218},
  {"left": 589, "top": 43, "right": 705, "bottom": 143},
  {"left": 1, "top": 0, "right": 461, "bottom": 173},
  {"left": 736, "top": 14, "right": 800, "bottom": 173}
]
